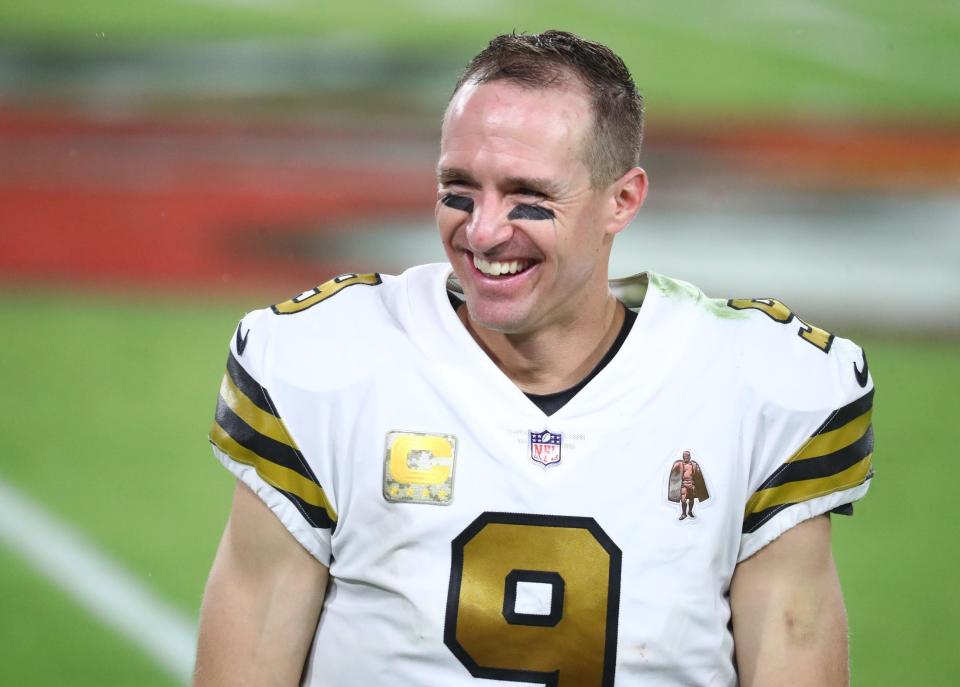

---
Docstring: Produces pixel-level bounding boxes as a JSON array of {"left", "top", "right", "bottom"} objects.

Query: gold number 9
[
  {"left": 271, "top": 273, "right": 381, "bottom": 315},
  {"left": 444, "top": 513, "right": 622, "bottom": 686},
  {"left": 727, "top": 297, "right": 834, "bottom": 352}
]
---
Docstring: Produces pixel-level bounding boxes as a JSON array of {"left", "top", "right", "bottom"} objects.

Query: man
[
  {"left": 669, "top": 450, "right": 709, "bottom": 520},
  {"left": 195, "top": 31, "right": 874, "bottom": 686}
]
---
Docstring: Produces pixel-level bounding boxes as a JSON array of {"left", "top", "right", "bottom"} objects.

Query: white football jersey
[{"left": 209, "top": 263, "right": 874, "bottom": 687}]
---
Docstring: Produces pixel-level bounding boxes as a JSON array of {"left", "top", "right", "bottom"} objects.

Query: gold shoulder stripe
[
  {"left": 219, "top": 372, "right": 296, "bottom": 448},
  {"left": 745, "top": 453, "right": 872, "bottom": 517},
  {"left": 210, "top": 422, "right": 338, "bottom": 524},
  {"left": 226, "top": 352, "right": 274, "bottom": 414},
  {"left": 744, "top": 388, "right": 875, "bottom": 528},
  {"left": 790, "top": 407, "right": 872, "bottom": 463}
]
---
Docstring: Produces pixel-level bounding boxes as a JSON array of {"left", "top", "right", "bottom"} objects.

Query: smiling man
[
  {"left": 195, "top": 31, "right": 874, "bottom": 687},
  {"left": 436, "top": 68, "right": 645, "bottom": 396}
]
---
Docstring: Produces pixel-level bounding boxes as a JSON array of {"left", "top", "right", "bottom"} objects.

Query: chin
[{"left": 463, "top": 300, "right": 535, "bottom": 335}]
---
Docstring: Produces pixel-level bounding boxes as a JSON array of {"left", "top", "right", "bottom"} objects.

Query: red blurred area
[
  {"left": 1, "top": 106, "right": 957, "bottom": 295},
  {"left": 655, "top": 121, "right": 960, "bottom": 193},
  {"left": 0, "top": 108, "right": 436, "bottom": 295}
]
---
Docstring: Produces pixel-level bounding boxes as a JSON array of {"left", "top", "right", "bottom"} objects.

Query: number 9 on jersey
[{"left": 444, "top": 512, "right": 622, "bottom": 686}]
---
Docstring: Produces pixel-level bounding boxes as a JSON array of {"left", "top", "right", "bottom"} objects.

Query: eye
[
  {"left": 515, "top": 188, "right": 548, "bottom": 200},
  {"left": 440, "top": 193, "right": 474, "bottom": 213},
  {"left": 508, "top": 204, "right": 555, "bottom": 221}
]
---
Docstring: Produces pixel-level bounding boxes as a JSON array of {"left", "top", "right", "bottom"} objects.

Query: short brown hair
[{"left": 453, "top": 30, "right": 644, "bottom": 187}]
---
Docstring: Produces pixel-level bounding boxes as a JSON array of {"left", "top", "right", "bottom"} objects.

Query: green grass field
[
  {"left": 0, "top": 293, "right": 957, "bottom": 685},
  {"left": 1, "top": 0, "right": 957, "bottom": 119}
]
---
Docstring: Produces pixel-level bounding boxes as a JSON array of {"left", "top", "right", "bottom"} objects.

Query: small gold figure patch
[
  {"left": 668, "top": 450, "right": 710, "bottom": 520},
  {"left": 383, "top": 431, "right": 457, "bottom": 505}
]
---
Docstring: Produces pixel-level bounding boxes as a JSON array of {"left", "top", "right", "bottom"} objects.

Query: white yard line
[{"left": 0, "top": 477, "right": 197, "bottom": 685}]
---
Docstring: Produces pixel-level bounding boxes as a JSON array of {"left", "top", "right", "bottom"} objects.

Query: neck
[{"left": 458, "top": 291, "right": 625, "bottom": 395}]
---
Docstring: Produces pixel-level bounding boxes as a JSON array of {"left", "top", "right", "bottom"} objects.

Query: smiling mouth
[{"left": 472, "top": 254, "right": 535, "bottom": 277}]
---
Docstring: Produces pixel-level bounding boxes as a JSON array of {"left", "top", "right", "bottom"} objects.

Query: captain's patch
[{"left": 383, "top": 431, "right": 457, "bottom": 505}]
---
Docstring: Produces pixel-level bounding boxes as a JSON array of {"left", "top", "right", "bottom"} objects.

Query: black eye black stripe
[
  {"left": 441, "top": 196, "right": 555, "bottom": 221},
  {"left": 508, "top": 204, "right": 555, "bottom": 221},
  {"left": 441, "top": 194, "right": 474, "bottom": 213}
]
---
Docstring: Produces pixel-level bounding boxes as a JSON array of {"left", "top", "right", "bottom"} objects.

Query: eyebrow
[
  {"left": 436, "top": 169, "right": 561, "bottom": 198},
  {"left": 437, "top": 167, "right": 479, "bottom": 187}
]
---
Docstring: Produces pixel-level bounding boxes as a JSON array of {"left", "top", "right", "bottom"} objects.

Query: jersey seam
[{"left": 258, "top": 381, "right": 328, "bottom": 530}]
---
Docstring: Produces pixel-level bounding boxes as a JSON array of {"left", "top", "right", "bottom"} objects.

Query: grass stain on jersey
[{"left": 648, "top": 273, "right": 748, "bottom": 320}]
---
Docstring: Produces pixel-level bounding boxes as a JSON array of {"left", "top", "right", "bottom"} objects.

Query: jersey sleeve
[
  {"left": 208, "top": 309, "right": 336, "bottom": 565},
  {"left": 738, "top": 332, "right": 875, "bottom": 563}
]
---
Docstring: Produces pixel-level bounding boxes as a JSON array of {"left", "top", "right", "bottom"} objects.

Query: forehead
[{"left": 439, "top": 81, "right": 593, "bottom": 183}]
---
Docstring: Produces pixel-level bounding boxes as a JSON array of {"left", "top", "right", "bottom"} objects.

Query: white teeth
[{"left": 473, "top": 255, "right": 529, "bottom": 277}]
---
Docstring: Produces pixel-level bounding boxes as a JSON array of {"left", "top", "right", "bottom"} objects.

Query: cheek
[
  {"left": 436, "top": 207, "right": 461, "bottom": 245},
  {"left": 553, "top": 218, "right": 604, "bottom": 276}
]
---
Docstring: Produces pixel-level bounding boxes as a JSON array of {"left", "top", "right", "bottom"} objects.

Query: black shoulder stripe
[
  {"left": 215, "top": 397, "right": 318, "bottom": 483},
  {"left": 283, "top": 491, "right": 336, "bottom": 530},
  {"left": 226, "top": 351, "right": 276, "bottom": 415},
  {"left": 743, "top": 503, "right": 790, "bottom": 534},
  {"left": 743, "top": 467, "right": 874, "bottom": 535},
  {"left": 755, "top": 426, "right": 874, "bottom": 492},
  {"left": 814, "top": 388, "right": 874, "bottom": 436},
  {"left": 208, "top": 437, "right": 335, "bottom": 530}
]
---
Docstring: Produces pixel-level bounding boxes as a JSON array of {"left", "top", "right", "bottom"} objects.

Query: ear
[{"left": 605, "top": 167, "right": 648, "bottom": 236}]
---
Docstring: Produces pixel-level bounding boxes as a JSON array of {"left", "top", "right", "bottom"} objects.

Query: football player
[{"left": 195, "top": 30, "right": 873, "bottom": 687}]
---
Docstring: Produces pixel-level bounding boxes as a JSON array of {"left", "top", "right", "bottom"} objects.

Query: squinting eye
[
  {"left": 441, "top": 194, "right": 474, "bottom": 213},
  {"left": 508, "top": 204, "right": 555, "bottom": 221}
]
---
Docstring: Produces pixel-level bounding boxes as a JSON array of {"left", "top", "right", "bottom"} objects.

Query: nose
[{"left": 464, "top": 195, "right": 513, "bottom": 254}]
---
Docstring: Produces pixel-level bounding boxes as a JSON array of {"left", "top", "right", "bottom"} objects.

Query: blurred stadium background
[{"left": 0, "top": 1, "right": 957, "bottom": 684}]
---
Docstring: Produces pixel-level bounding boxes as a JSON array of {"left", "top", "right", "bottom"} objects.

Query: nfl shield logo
[{"left": 529, "top": 430, "right": 562, "bottom": 467}]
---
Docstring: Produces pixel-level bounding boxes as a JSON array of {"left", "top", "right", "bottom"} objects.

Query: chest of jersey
[
  {"left": 218, "top": 266, "right": 874, "bottom": 686},
  {"left": 288, "top": 343, "right": 748, "bottom": 686}
]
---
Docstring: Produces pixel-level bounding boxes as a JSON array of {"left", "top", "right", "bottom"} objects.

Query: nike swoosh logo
[
  {"left": 235, "top": 323, "right": 250, "bottom": 356},
  {"left": 853, "top": 348, "right": 869, "bottom": 387}
]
